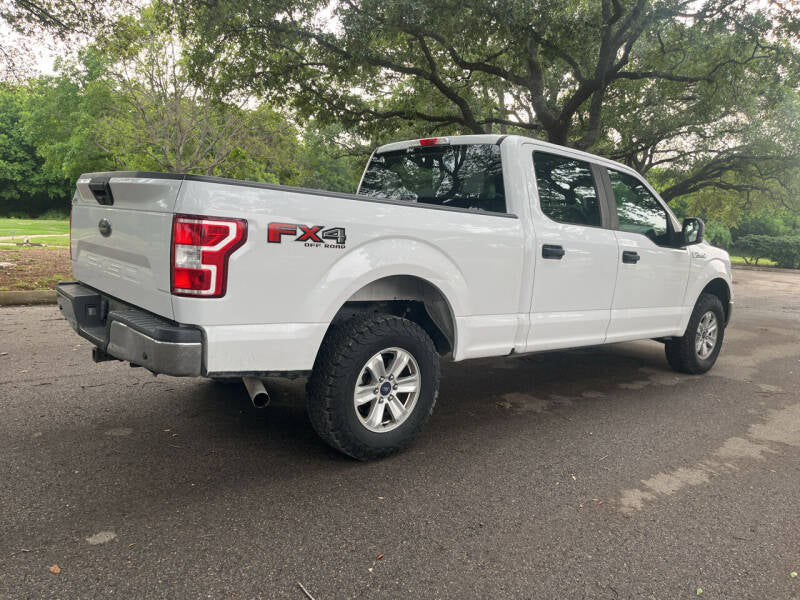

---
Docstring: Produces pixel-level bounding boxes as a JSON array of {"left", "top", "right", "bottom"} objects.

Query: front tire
[
  {"left": 307, "top": 314, "right": 440, "bottom": 460},
  {"left": 665, "top": 293, "right": 725, "bottom": 374}
]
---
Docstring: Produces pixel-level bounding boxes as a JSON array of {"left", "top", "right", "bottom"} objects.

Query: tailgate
[{"left": 72, "top": 173, "right": 183, "bottom": 319}]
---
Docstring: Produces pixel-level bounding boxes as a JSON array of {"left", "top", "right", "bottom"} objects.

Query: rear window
[{"left": 358, "top": 144, "right": 506, "bottom": 213}]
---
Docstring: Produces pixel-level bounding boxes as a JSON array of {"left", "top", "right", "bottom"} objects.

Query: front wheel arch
[{"left": 699, "top": 277, "right": 731, "bottom": 325}]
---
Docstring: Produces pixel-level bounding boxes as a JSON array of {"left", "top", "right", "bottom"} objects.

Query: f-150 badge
[{"left": 267, "top": 222, "right": 347, "bottom": 248}]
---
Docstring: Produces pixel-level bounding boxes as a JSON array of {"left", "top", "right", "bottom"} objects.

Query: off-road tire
[
  {"left": 306, "top": 314, "right": 440, "bottom": 460},
  {"left": 665, "top": 292, "right": 725, "bottom": 374}
]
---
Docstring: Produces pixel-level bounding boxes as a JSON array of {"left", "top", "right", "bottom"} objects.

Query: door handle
[
  {"left": 542, "top": 244, "right": 565, "bottom": 260},
  {"left": 622, "top": 250, "right": 640, "bottom": 264}
]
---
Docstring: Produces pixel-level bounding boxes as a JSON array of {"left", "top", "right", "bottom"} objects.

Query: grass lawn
[
  {"left": 0, "top": 235, "right": 70, "bottom": 248},
  {"left": 0, "top": 217, "right": 69, "bottom": 238}
]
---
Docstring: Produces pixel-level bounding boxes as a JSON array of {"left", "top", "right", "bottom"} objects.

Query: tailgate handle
[{"left": 88, "top": 176, "right": 114, "bottom": 206}]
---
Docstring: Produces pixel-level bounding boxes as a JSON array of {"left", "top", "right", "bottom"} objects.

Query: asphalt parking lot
[{"left": 1, "top": 268, "right": 799, "bottom": 599}]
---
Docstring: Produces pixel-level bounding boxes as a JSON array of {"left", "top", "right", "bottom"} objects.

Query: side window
[
  {"left": 608, "top": 169, "right": 670, "bottom": 245},
  {"left": 533, "top": 152, "right": 602, "bottom": 227}
]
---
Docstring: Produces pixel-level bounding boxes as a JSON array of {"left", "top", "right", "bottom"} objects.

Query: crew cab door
[
  {"left": 525, "top": 148, "right": 618, "bottom": 351},
  {"left": 600, "top": 168, "right": 691, "bottom": 341}
]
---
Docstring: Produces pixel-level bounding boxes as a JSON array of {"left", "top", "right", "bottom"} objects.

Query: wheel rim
[
  {"left": 354, "top": 347, "right": 420, "bottom": 433},
  {"left": 695, "top": 310, "right": 718, "bottom": 360}
]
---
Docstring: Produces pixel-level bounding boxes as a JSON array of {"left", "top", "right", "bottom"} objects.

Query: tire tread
[
  {"left": 306, "top": 313, "right": 439, "bottom": 460},
  {"left": 665, "top": 292, "right": 725, "bottom": 374}
]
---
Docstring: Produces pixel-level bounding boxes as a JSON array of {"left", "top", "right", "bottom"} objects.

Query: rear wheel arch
[{"left": 322, "top": 275, "right": 457, "bottom": 357}]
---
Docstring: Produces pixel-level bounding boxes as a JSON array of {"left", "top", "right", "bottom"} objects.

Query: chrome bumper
[{"left": 57, "top": 282, "right": 202, "bottom": 377}]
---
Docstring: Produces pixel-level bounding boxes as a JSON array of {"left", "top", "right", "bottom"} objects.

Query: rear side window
[
  {"left": 533, "top": 152, "right": 602, "bottom": 227},
  {"left": 608, "top": 169, "right": 670, "bottom": 245},
  {"left": 358, "top": 144, "right": 506, "bottom": 213}
]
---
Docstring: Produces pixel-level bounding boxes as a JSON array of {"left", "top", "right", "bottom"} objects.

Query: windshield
[{"left": 358, "top": 144, "right": 506, "bottom": 213}]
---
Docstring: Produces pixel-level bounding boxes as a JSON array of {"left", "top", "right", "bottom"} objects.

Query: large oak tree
[{"left": 181, "top": 0, "right": 800, "bottom": 210}]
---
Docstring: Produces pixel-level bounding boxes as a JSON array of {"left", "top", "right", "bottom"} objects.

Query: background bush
[
  {"left": 703, "top": 220, "right": 732, "bottom": 250},
  {"left": 732, "top": 235, "right": 800, "bottom": 268}
]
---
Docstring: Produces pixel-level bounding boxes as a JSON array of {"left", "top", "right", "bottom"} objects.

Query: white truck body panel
[
  {"left": 526, "top": 202, "right": 619, "bottom": 351},
  {"left": 65, "top": 134, "right": 733, "bottom": 375},
  {"left": 605, "top": 230, "right": 691, "bottom": 342},
  {"left": 71, "top": 176, "right": 181, "bottom": 318},
  {"left": 172, "top": 177, "right": 524, "bottom": 371}
]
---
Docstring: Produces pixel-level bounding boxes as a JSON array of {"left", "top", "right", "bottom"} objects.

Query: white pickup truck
[{"left": 58, "top": 134, "right": 732, "bottom": 459}]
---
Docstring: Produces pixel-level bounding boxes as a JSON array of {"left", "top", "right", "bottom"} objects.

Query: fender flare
[
  {"left": 678, "top": 259, "right": 732, "bottom": 333},
  {"left": 309, "top": 237, "right": 469, "bottom": 325}
]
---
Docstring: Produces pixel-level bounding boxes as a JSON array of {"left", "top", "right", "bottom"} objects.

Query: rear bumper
[{"left": 56, "top": 281, "right": 202, "bottom": 376}]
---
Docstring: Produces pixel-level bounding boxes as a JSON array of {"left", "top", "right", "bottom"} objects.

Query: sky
[{"left": 1, "top": 22, "right": 62, "bottom": 77}]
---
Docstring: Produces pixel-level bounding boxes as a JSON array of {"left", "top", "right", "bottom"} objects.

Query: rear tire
[
  {"left": 307, "top": 314, "right": 440, "bottom": 460},
  {"left": 665, "top": 293, "right": 725, "bottom": 374}
]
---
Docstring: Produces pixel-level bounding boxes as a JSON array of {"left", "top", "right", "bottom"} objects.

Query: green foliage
[
  {"left": 24, "top": 50, "right": 117, "bottom": 184},
  {"left": 732, "top": 235, "right": 800, "bottom": 268},
  {"left": 703, "top": 221, "right": 732, "bottom": 251},
  {"left": 294, "top": 124, "right": 365, "bottom": 193},
  {"left": 39, "top": 208, "right": 70, "bottom": 219},
  {"left": 733, "top": 213, "right": 795, "bottom": 240},
  {"left": 181, "top": 0, "right": 800, "bottom": 215},
  {"left": 5, "top": 0, "right": 800, "bottom": 223},
  {"left": 0, "top": 83, "right": 73, "bottom": 216},
  {"left": 0, "top": 5, "right": 366, "bottom": 216}
]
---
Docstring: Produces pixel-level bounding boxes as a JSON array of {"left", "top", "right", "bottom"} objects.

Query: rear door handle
[
  {"left": 542, "top": 244, "right": 565, "bottom": 260},
  {"left": 622, "top": 250, "right": 640, "bottom": 264}
]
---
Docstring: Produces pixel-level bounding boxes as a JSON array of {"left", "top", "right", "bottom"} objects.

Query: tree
[
  {"left": 23, "top": 49, "right": 116, "bottom": 184},
  {"left": 0, "top": 82, "right": 72, "bottom": 214},
  {"left": 294, "top": 122, "right": 370, "bottom": 192},
  {"left": 0, "top": 0, "right": 130, "bottom": 79},
  {"left": 87, "top": 9, "right": 260, "bottom": 174},
  {"left": 180, "top": 0, "right": 800, "bottom": 205}
]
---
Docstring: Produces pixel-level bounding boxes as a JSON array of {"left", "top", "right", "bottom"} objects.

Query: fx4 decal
[{"left": 268, "top": 222, "right": 347, "bottom": 248}]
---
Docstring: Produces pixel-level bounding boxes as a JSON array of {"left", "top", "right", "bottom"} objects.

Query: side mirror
[{"left": 680, "top": 217, "right": 705, "bottom": 247}]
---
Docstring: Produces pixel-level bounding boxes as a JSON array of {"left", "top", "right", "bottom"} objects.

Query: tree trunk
[{"left": 545, "top": 123, "right": 569, "bottom": 147}]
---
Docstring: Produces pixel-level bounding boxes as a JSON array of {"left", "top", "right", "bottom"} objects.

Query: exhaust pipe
[{"left": 242, "top": 377, "right": 271, "bottom": 408}]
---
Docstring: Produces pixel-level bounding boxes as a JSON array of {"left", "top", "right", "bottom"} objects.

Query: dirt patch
[{"left": 0, "top": 248, "right": 72, "bottom": 290}]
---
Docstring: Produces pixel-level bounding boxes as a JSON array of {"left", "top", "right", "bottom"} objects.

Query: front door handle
[
  {"left": 542, "top": 244, "right": 565, "bottom": 260},
  {"left": 622, "top": 250, "right": 640, "bottom": 264}
]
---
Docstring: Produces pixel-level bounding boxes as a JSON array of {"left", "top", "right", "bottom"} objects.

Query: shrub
[
  {"left": 732, "top": 234, "right": 800, "bottom": 268},
  {"left": 769, "top": 237, "right": 800, "bottom": 269},
  {"left": 39, "top": 208, "right": 70, "bottom": 220}
]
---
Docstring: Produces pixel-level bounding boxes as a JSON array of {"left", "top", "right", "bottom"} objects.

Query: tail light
[{"left": 171, "top": 214, "right": 247, "bottom": 298}]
